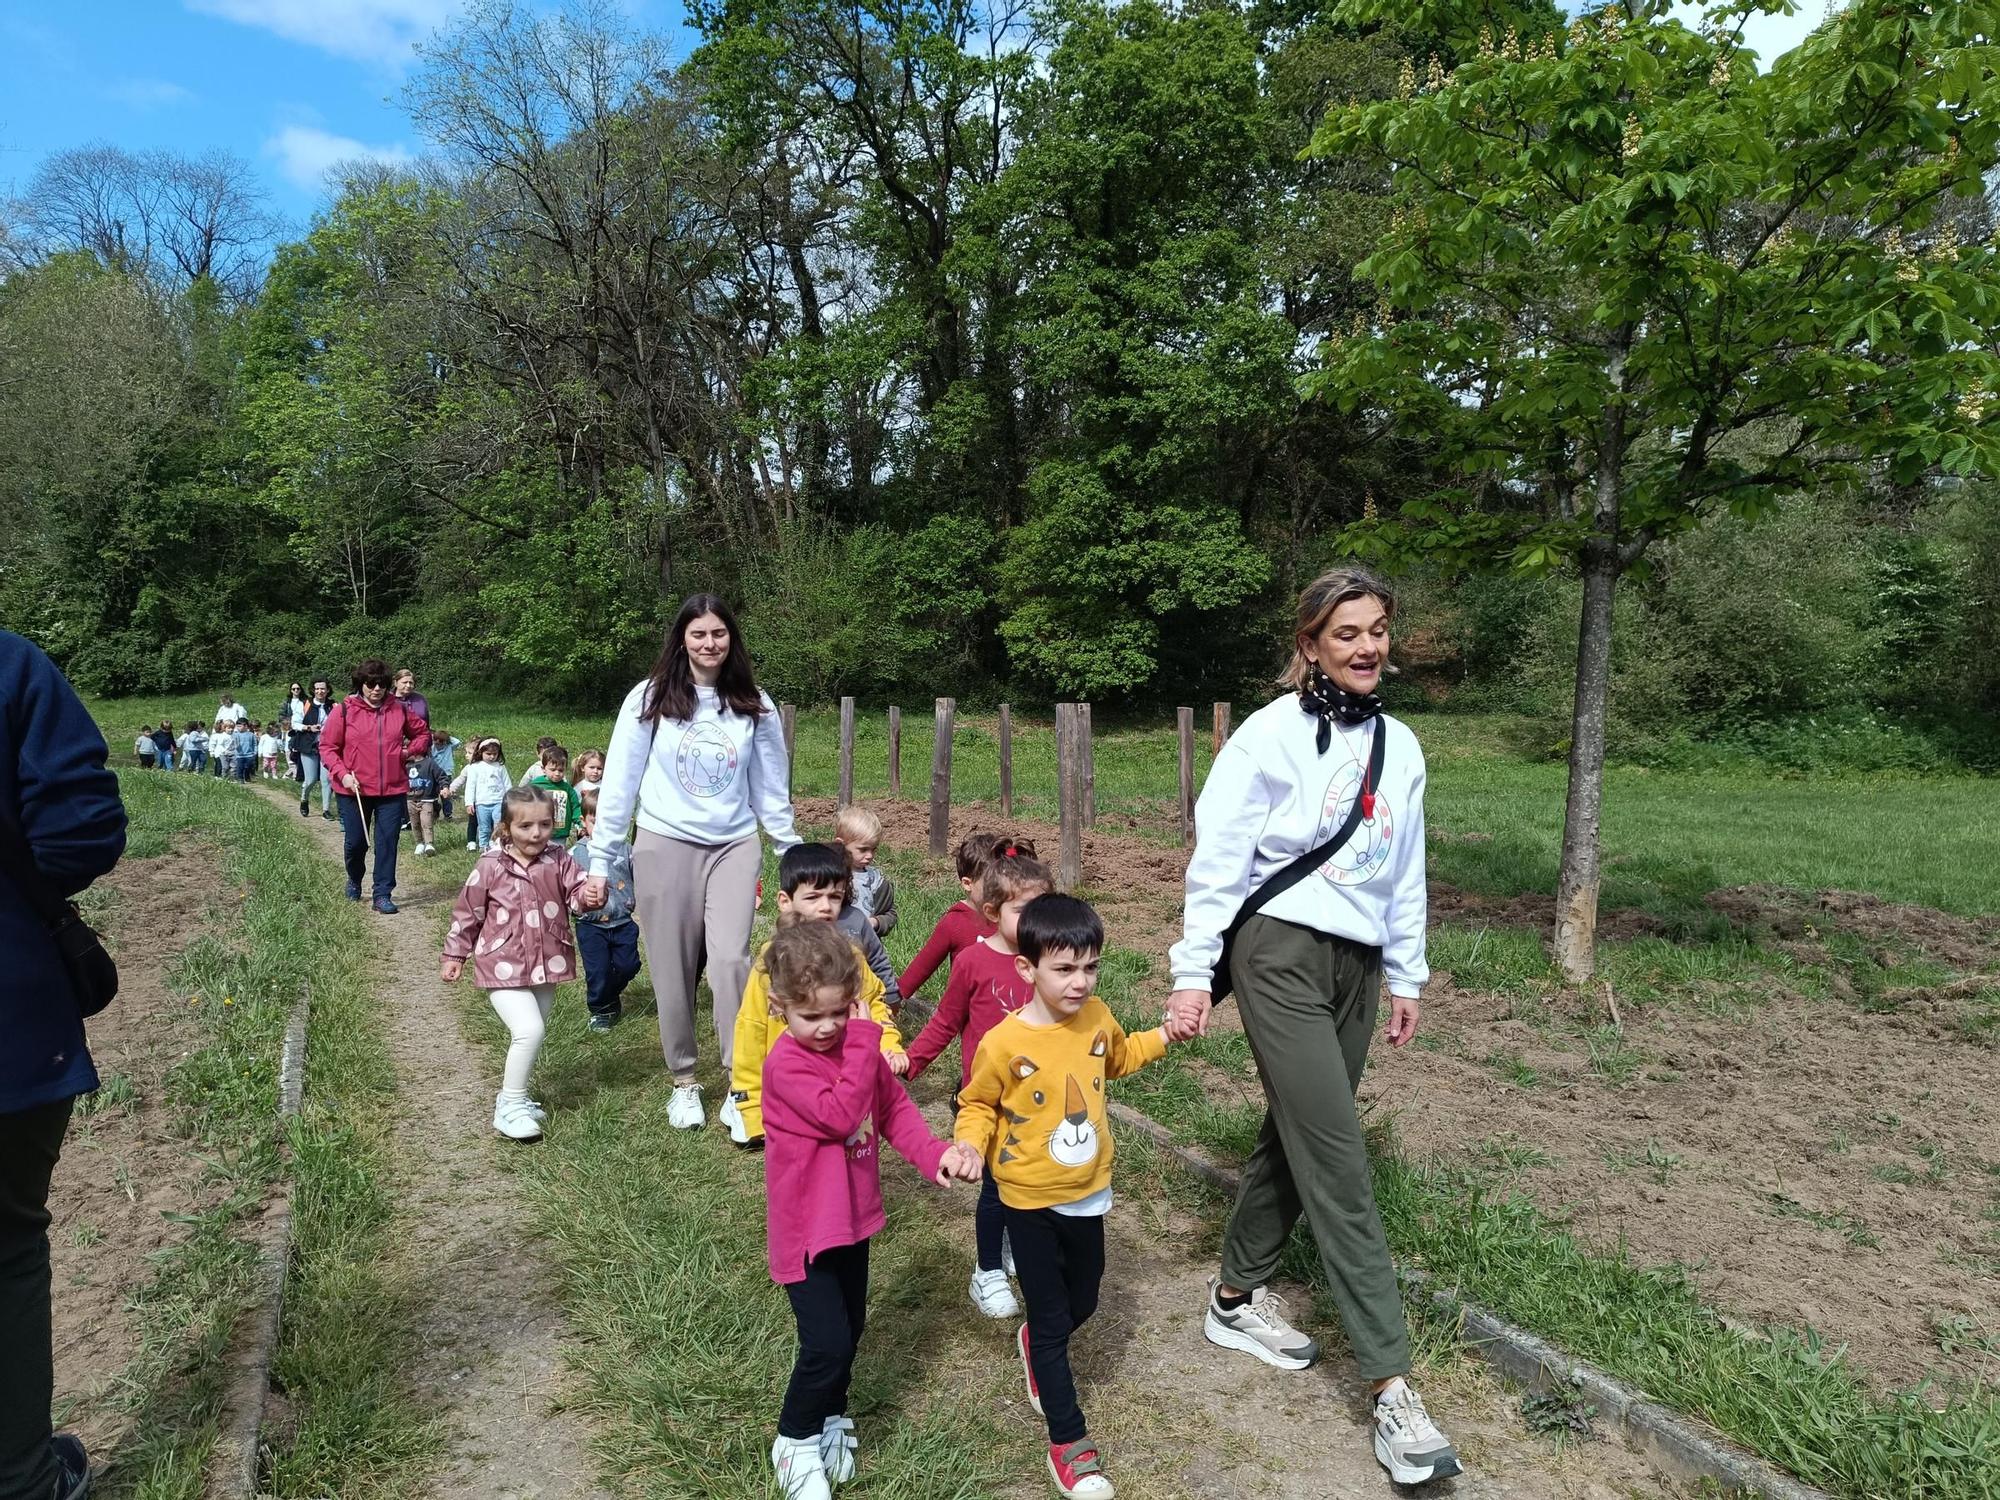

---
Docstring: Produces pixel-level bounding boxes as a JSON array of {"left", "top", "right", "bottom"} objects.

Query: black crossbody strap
[{"left": 1237, "top": 716, "right": 1389, "bottom": 926}]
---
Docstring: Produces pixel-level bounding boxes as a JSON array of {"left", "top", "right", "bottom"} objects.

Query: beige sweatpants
[{"left": 631, "top": 830, "right": 762, "bottom": 1084}]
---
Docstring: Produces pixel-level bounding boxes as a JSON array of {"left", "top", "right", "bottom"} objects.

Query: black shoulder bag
[
  {"left": 1209, "top": 717, "right": 1386, "bottom": 1004},
  {"left": 0, "top": 813, "right": 119, "bottom": 1017}
]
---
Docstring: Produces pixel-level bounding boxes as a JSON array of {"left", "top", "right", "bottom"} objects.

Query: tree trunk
[{"left": 1554, "top": 537, "right": 1617, "bottom": 984}]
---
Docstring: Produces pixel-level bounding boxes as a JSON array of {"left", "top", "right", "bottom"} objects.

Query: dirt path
[{"left": 283, "top": 799, "right": 612, "bottom": 1499}]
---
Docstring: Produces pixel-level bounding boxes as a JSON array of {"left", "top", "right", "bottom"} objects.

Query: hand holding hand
[
  {"left": 887, "top": 1050, "right": 910, "bottom": 1077},
  {"left": 935, "top": 1141, "right": 983, "bottom": 1185},
  {"left": 439, "top": 957, "right": 463, "bottom": 983},
  {"left": 581, "top": 877, "right": 608, "bottom": 909},
  {"left": 1164, "top": 989, "right": 1212, "bottom": 1041},
  {"left": 1384, "top": 994, "right": 1420, "bottom": 1047}
]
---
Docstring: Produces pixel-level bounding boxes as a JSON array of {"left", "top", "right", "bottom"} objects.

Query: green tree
[{"left": 1310, "top": 0, "right": 2000, "bottom": 979}]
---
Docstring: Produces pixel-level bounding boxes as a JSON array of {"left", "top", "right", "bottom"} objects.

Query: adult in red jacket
[{"left": 319, "top": 658, "right": 430, "bottom": 914}]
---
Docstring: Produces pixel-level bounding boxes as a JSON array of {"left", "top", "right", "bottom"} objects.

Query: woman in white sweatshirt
[
  {"left": 584, "top": 594, "right": 798, "bottom": 1132},
  {"left": 1163, "top": 567, "right": 1461, "bottom": 1489}
]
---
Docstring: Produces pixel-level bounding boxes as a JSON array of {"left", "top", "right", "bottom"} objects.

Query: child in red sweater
[
  {"left": 903, "top": 849, "right": 1052, "bottom": 1319},
  {"left": 897, "top": 832, "right": 1030, "bottom": 998},
  {"left": 762, "top": 922, "right": 982, "bottom": 1500}
]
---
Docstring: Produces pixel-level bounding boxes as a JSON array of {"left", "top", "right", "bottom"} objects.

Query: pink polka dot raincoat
[{"left": 443, "top": 845, "right": 594, "bottom": 989}]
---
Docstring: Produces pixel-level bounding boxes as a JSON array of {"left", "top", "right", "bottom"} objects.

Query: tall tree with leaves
[{"left": 1310, "top": 0, "right": 2000, "bottom": 980}]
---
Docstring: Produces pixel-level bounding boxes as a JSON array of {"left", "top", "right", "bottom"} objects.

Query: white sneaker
[
  {"left": 1203, "top": 1278, "right": 1319, "bottom": 1369},
  {"left": 667, "top": 1083, "right": 705, "bottom": 1130},
  {"left": 770, "top": 1434, "right": 832, "bottom": 1500},
  {"left": 1001, "top": 1229, "right": 1016, "bottom": 1277},
  {"left": 525, "top": 1099, "right": 548, "bottom": 1122},
  {"left": 969, "top": 1267, "right": 1020, "bottom": 1319},
  {"left": 1373, "top": 1378, "right": 1463, "bottom": 1485},
  {"left": 818, "top": 1415, "right": 857, "bottom": 1485},
  {"left": 465, "top": 839, "right": 478, "bottom": 852},
  {"left": 719, "top": 1092, "right": 748, "bottom": 1144},
  {"left": 492, "top": 1098, "right": 543, "bottom": 1141}
]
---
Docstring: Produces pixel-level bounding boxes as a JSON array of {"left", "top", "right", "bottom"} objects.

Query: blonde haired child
[
  {"left": 572, "top": 748, "right": 605, "bottom": 796},
  {"left": 729, "top": 842, "right": 906, "bottom": 1148},
  {"left": 835, "top": 806, "right": 896, "bottom": 936},
  {"left": 440, "top": 787, "right": 604, "bottom": 1140},
  {"left": 759, "top": 921, "right": 981, "bottom": 1500}
]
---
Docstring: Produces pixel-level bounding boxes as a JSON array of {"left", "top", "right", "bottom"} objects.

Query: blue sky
[
  {"left": 0, "top": 0, "right": 689, "bottom": 240},
  {"left": 1, "top": 0, "right": 1822, "bottom": 248}
]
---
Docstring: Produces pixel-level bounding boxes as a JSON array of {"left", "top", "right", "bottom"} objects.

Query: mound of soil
[{"left": 1708, "top": 883, "right": 2000, "bottom": 971}]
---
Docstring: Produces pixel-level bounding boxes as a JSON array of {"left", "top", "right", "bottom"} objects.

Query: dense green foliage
[{"left": 4, "top": 0, "right": 1997, "bottom": 769}]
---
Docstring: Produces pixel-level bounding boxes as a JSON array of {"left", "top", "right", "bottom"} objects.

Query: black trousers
[
  {"left": 0, "top": 1097, "right": 74, "bottom": 1500},
  {"left": 575, "top": 920, "right": 641, "bottom": 1016},
  {"left": 780, "top": 1239, "right": 869, "bottom": 1440},
  {"left": 1003, "top": 1205, "right": 1105, "bottom": 1446},
  {"left": 975, "top": 1172, "right": 1005, "bottom": 1271}
]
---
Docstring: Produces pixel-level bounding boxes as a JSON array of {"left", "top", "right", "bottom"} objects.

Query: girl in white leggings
[{"left": 441, "top": 787, "right": 604, "bottom": 1141}]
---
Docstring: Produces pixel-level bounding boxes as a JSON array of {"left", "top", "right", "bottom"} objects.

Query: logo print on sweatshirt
[
  {"left": 675, "top": 723, "right": 740, "bottom": 798},
  {"left": 1314, "top": 762, "right": 1392, "bottom": 885}
]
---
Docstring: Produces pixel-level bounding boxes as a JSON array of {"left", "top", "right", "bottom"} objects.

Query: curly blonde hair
[{"left": 762, "top": 922, "right": 862, "bottom": 1012}]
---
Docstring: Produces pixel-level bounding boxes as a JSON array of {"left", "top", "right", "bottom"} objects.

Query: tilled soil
[{"left": 811, "top": 794, "right": 2000, "bottom": 1397}]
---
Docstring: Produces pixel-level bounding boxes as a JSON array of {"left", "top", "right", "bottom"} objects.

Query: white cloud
[
  {"left": 185, "top": 0, "right": 462, "bottom": 69},
  {"left": 104, "top": 78, "right": 197, "bottom": 110},
  {"left": 265, "top": 124, "right": 415, "bottom": 191},
  {"left": 1668, "top": 2, "right": 1837, "bottom": 68}
]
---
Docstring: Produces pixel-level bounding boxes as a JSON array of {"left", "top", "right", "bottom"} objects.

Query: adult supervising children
[
  {"left": 1163, "top": 567, "right": 1462, "bottom": 1489},
  {"left": 320, "top": 659, "right": 430, "bottom": 915},
  {"left": 585, "top": 594, "right": 799, "bottom": 1134},
  {"left": 294, "top": 678, "right": 336, "bottom": 821}
]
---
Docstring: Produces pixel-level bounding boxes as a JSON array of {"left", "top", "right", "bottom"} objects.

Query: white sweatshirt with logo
[
  {"left": 1167, "top": 694, "right": 1429, "bottom": 999},
  {"left": 587, "top": 680, "right": 799, "bottom": 875}
]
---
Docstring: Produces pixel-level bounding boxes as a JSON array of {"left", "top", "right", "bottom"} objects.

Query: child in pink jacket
[
  {"left": 440, "top": 787, "right": 602, "bottom": 1142},
  {"left": 760, "top": 922, "right": 981, "bottom": 1500}
]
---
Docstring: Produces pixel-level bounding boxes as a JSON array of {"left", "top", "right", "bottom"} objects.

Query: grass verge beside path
[{"left": 101, "top": 772, "right": 434, "bottom": 1499}]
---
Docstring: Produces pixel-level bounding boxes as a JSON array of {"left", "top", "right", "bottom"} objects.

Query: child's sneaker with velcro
[
  {"left": 770, "top": 1434, "right": 832, "bottom": 1500},
  {"left": 970, "top": 1267, "right": 1020, "bottom": 1318},
  {"left": 492, "top": 1096, "right": 543, "bottom": 1142},
  {"left": 818, "top": 1414, "right": 856, "bottom": 1485},
  {"left": 1046, "top": 1438, "right": 1114, "bottom": 1498}
]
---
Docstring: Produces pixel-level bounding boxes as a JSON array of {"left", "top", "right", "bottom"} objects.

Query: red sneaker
[
  {"left": 1047, "top": 1438, "right": 1114, "bottom": 1497},
  {"left": 1017, "top": 1322, "right": 1042, "bottom": 1414}
]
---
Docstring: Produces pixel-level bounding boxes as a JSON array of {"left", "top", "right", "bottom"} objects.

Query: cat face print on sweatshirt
[
  {"left": 998, "top": 1037, "right": 1106, "bottom": 1170},
  {"left": 1313, "top": 758, "right": 1393, "bottom": 886},
  {"left": 675, "top": 721, "right": 741, "bottom": 798}
]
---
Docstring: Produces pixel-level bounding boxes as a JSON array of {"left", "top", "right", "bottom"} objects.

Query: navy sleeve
[{"left": 5, "top": 633, "right": 126, "bottom": 895}]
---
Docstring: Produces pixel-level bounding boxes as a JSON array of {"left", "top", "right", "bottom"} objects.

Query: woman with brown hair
[
  {"left": 1164, "top": 566, "right": 1460, "bottom": 1487},
  {"left": 584, "top": 595, "right": 799, "bottom": 1133}
]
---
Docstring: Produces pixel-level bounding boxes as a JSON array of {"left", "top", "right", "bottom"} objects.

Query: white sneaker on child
[
  {"left": 719, "top": 1093, "right": 748, "bottom": 1144},
  {"left": 818, "top": 1415, "right": 857, "bottom": 1485},
  {"left": 465, "top": 839, "right": 478, "bottom": 852},
  {"left": 492, "top": 1097, "right": 543, "bottom": 1141},
  {"left": 770, "top": 1435, "right": 832, "bottom": 1500},
  {"left": 666, "top": 1083, "right": 705, "bottom": 1130},
  {"left": 969, "top": 1267, "right": 1020, "bottom": 1319}
]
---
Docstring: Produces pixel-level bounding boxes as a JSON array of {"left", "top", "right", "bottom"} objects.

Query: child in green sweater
[{"left": 528, "top": 745, "right": 582, "bottom": 843}]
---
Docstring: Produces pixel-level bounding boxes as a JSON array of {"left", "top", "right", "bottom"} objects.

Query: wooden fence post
[
  {"left": 1213, "top": 701, "right": 1232, "bottom": 757},
  {"left": 1177, "top": 707, "right": 1196, "bottom": 846},
  {"left": 1056, "top": 703, "right": 1084, "bottom": 891},
  {"left": 998, "top": 703, "right": 1013, "bottom": 819},
  {"left": 780, "top": 703, "right": 797, "bottom": 783},
  {"left": 1080, "top": 701, "right": 1096, "bottom": 828},
  {"left": 929, "top": 698, "right": 955, "bottom": 859},
  {"left": 888, "top": 707, "right": 902, "bottom": 799},
  {"left": 838, "top": 696, "right": 856, "bottom": 806}
]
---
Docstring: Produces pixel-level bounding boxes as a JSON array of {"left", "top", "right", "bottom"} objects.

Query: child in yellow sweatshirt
[
  {"left": 954, "top": 893, "right": 1177, "bottom": 1500},
  {"left": 729, "top": 842, "right": 906, "bottom": 1147}
]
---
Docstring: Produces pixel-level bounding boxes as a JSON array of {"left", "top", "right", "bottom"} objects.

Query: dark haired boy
[{"left": 954, "top": 893, "right": 1180, "bottom": 1500}]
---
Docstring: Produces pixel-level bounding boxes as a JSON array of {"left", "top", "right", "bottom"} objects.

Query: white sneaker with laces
[
  {"left": 771, "top": 1434, "right": 832, "bottom": 1500},
  {"left": 818, "top": 1414, "right": 857, "bottom": 1485},
  {"left": 1202, "top": 1278, "right": 1319, "bottom": 1369},
  {"left": 719, "top": 1092, "right": 749, "bottom": 1144},
  {"left": 1373, "top": 1378, "right": 1463, "bottom": 1485},
  {"left": 492, "top": 1098, "right": 543, "bottom": 1141},
  {"left": 667, "top": 1083, "right": 705, "bottom": 1130},
  {"left": 969, "top": 1267, "right": 1021, "bottom": 1318}
]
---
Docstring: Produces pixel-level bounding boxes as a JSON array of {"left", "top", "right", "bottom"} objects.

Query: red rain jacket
[{"left": 319, "top": 694, "right": 431, "bottom": 799}]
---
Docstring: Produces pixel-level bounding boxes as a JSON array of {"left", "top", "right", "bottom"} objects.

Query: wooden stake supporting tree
[
  {"left": 779, "top": 703, "right": 797, "bottom": 782},
  {"left": 888, "top": 707, "right": 902, "bottom": 798},
  {"left": 1213, "top": 702, "right": 1231, "bottom": 756},
  {"left": 838, "top": 696, "right": 855, "bottom": 806},
  {"left": 1177, "top": 707, "right": 1196, "bottom": 846},
  {"left": 928, "top": 698, "right": 954, "bottom": 859},
  {"left": 1056, "top": 703, "right": 1084, "bottom": 890}
]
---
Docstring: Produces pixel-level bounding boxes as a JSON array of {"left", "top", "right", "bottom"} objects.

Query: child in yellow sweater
[
  {"left": 954, "top": 893, "right": 1178, "bottom": 1500},
  {"left": 730, "top": 842, "right": 906, "bottom": 1147}
]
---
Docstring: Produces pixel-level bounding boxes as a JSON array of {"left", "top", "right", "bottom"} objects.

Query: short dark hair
[
  {"left": 1016, "top": 892, "right": 1104, "bottom": 965},
  {"left": 780, "top": 842, "right": 851, "bottom": 897},
  {"left": 352, "top": 658, "right": 391, "bottom": 692}
]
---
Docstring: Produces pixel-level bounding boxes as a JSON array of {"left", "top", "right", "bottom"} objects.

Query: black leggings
[
  {"left": 780, "top": 1239, "right": 869, "bottom": 1440},
  {"left": 1003, "top": 1205, "right": 1105, "bottom": 1446}
]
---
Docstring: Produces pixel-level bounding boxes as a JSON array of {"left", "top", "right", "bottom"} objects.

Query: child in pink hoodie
[{"left": 760, "top": 922, "right": 981, "bottom": 1500}]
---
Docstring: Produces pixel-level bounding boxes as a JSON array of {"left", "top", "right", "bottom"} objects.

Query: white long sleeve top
[
  {"left": 1167, "top": 694, "right": 1430, "bottom": 999},
  {"left": 453, "top": 760, "right": 513, "bottom": 807},
  {"left": 586, "top": 680, "right": 799, "bottom": 875}
]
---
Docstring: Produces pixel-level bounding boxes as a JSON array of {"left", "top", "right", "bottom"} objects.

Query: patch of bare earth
[
  {"left": 49, "top": 848, "right": 230, "bottom": 1456},
  {"left": 833, "top": 796, "right": 2000, "bottom": 1399},
  {"left": 285, "top": 802, "right": 613, "bottom": 1499}
]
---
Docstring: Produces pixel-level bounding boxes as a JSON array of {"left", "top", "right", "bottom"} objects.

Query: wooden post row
[
  {"left": 997, "top": 703, "right": 1013, "bottom": 819},
  {"left": 838, "top": 696, "right": 856, "bottom": 806},
  {"left": 1056, "top": 703, "right": 1084, "bottom": 891},
  {"left": 1177, "top": 706, "right": 1196, "bottom": 847},
  {"left": 780, "top": 703, "right": 797, "bottom": 780},
  {"left": 929, "top": 698, "right": 955, "bottom": 859},
  {"left": 1213, "top": 701, "right": 1232, "bottom": 757},
  {"left": 888, "top": 706, "right": 902, "bottom": 798},
  {"left": 1080, "top": 701, "right": 1096, "bottom": 828}
]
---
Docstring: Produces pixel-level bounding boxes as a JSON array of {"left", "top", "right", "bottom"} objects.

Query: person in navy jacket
[{"left": 0, "top": 629, "right": 126, "bottom": 1500}]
